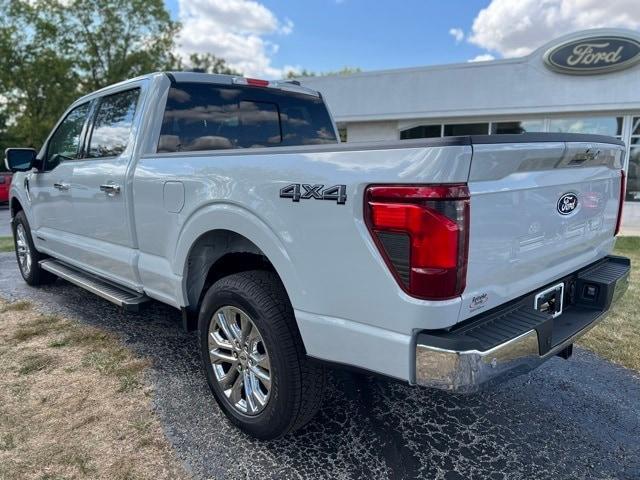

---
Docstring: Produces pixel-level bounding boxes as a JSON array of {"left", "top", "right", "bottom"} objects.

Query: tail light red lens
[
  {"left": 365, "top": 185, "right": 470, "bottom": 300},
  {"left": 232, "top": 77, "right": 270, "bottom": 87},
  {"left": 615, "top": 169, "right": 626, "bottom": 236}
]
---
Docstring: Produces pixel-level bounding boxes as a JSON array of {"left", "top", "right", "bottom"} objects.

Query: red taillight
[
  {"left": 365, "top": 185, "right": 470, "bottom": 300},
  {"left": 615, "top": 169, "right": 626, "bottom": 236},
  {"left": 232, "top": 77, "right": 271, "bottom": 87}
]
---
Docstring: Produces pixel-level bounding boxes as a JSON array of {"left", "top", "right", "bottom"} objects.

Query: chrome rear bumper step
[
  {"left": 39, "top": 259, "right": 149, "bottom": 312},
  {"left": 414, "top": 255, "right": 630, "bottom": 392}
]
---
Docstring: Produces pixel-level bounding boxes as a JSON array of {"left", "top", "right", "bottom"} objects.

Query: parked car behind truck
[
  {"left": 0, "top": 164, "right": 11, "bottom": 204},
  {"left": 5, "top": 72, "right": 630, "bottom": 439}
]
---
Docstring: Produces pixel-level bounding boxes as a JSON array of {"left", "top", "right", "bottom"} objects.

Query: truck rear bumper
[{"left": 415, "top": 255, "right": 630, "bottom": 392}]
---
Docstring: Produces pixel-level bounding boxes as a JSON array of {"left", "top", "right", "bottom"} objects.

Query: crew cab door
[
  {"left": 29, "top": 101, "right": 92, "bottom": 254},
  {"left": 67, "top": 87, "right": 142, "bottom": 289}
]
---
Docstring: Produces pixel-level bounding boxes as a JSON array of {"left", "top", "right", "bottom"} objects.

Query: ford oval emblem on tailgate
[{"left": 557, "top": 193, "right": 579, "bottom": 215}]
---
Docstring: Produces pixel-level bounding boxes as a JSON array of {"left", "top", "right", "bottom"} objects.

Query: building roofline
[
  {"left": 296, "top": 27, "right": 640, "bottom": 83},
  {"left": 293, "top": 56, "right": 522, "bottom": 83},
  {"left": 332, "top": 102, "right": 640, "bottom": 124}
]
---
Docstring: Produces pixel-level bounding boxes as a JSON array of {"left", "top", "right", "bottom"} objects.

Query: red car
[{"left": 0, "top": 168, "right": 12, "bottom": 204}]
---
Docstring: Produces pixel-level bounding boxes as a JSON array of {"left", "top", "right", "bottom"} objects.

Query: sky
[{"left": 164, "top": 0, "right": 640, "bottom": 78}]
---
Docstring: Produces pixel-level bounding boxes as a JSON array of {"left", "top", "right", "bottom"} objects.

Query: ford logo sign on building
[
  {"left": 544, "top": 36, "right": 640, "bottom": 75},
  {"left": 557, "top": 193, "right": 579, "bottom": 215}
]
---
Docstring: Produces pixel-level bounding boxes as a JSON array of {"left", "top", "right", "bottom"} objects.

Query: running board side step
[{"left": 39, "top": 259, "right": 150, "bottom": 312}]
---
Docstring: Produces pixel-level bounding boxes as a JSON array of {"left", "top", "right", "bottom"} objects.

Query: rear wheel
[
  {"left": 12, "top": 211, "right": 57, "bottom": 286},
  {"left": 198, "top": 270, "right": 325, "bottom": 439}
]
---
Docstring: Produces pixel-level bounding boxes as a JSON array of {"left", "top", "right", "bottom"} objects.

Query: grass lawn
[
  {"left": 579, "top": 236, "right": 640, "bottom": 372},
  {"left": 0, "top": 299, "right": 188, "bottom": 479},
  {"left": 0, "top": 236, "right": 14, "bottom": 252}
]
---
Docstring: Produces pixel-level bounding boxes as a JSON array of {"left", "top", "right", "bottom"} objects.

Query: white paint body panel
[
  {"left": 462, "top": 142, "right": 623, "bottom": 320},
  {"left": 8, "top": 72, "right": 624, "bottom": 383}
]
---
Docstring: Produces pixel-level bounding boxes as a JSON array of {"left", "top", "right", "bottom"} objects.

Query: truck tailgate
[{"left": 460, "top": 137, "right": 625, "bottom": 322}]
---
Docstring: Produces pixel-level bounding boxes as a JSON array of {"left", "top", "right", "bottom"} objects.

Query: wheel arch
[
  {"left": 184, "top": 229, "right": 286, "bottom": 312},
  {"left": 9, "top": 195, "right": 23, "bottom": 220},
  {"left": 174, "top": 204, "right": 303, "bottom": 317}
]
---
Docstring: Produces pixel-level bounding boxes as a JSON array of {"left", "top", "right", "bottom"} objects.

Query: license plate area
[{"left": 534, "top": 282, "right": 564, "bottom": 318}]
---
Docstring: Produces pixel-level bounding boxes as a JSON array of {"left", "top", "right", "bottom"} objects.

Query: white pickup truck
[{"left": 5, "top": 72, "right": 630, "bottom": 439}]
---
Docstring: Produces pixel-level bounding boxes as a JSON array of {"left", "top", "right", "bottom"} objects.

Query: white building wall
[
  {"left": 300, "top": 28, "right": 640, "bottom": 124},
  {"left": 346, "top": 121, "right": 398, "bottom": 142}
]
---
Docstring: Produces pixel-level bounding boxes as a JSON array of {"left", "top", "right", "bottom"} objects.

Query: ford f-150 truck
[{"left": 5, "top": 72, "right": 630, "bottom": 439}]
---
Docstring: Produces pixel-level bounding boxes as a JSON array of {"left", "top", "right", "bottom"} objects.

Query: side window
[
  {"left": 278, "top": 93, "right": 337, "bottom": 146},
  {"left": 158, "top": 83, "right": 337, "bottom": 153},
  {"left": 159, "top": 84, "right": 241, "bottom": 152},
  {"left": 44, "top": 102, "right": 91, "bottom": 170},
  {"left": 88, "top": 89, "right": 140, "bottom": 158}
]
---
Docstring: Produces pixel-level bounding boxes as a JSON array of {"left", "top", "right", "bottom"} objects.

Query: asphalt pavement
[
  {"left": 0, "top": 205, "right": 11, "bottom": 237},
  {"left": 0, "top": 253, "right": 638, "bottom": 480}
]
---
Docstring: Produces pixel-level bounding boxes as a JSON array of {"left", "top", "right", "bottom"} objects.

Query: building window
[
  {"left": 400, "top": 123, "right": 491, "bottom": 139},
  {"left": 400, "top": 125, "right": 441, "bottom": 140},
  {"left": 443, "top": 123, "right": 489, "bottom": 136},
  {"left": 628, "top": 117, "right": 640, "bottom": 202},
  {"left": 491, "top": 120, "right": 545, "bottom": 134},
  {"left": 547, "top": 116, "right": 623, "bottom": 137},
  {"left": 399, "top": 116, "right": 627, "bottom": 165}
]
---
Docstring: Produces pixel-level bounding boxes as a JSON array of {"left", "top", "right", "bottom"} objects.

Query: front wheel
[
  {"left": 198, "top": 270, "right": 325, "bottom": 439},
  {"left": 12, "top": 211, "right": 57, "bottom": 286}
]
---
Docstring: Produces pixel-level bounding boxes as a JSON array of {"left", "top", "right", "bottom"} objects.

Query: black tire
[
  {"left": 198, "top": 270, "right": 325, "bottom": 439},
  {"left": 12, "top": 211, "right": 57, "bottom": 286}
]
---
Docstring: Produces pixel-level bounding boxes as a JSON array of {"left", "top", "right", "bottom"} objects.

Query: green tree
[
  {"left": 0, "top": 0, "right": 80, "bottom": 150},
  {"left": 286, "top": 66, "right": 361, "bottom": 79},
  {"left": 176, "top": 53, "right": 242, "bottom": 75},
  {"left": 61, "top": 0, "right": 179, "bottom": 91},
  {"left": 0, "top": 0, "right": 179, "bottom": 151},
  {"left": 0, "top": 0, "right": 247, "bottom": 154}
]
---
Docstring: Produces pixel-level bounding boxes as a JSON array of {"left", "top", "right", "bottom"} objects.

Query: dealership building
[{"left": 299, "top": 28, "right": 640, "bottom": 205}]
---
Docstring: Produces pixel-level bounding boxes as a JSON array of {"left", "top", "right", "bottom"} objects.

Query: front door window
[{"left": 44, "top": 102, "right": 91, "bottom": 171}]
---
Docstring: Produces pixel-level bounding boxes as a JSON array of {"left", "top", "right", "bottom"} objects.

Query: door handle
[
  {"left": 53, "top": 182, "right": 70, "bottom": 191},
  {"left": 99, "top": 183, "right": 121, "bottom": 196}
]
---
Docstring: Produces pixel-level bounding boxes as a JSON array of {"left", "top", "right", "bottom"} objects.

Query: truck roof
[{"left": 75, "top": 71, "right": 321, "bottom": 105}]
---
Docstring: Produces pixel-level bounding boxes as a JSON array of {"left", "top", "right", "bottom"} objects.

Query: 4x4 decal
[{"left": 280, "top": 184, "right": 347, "bottom": 205}]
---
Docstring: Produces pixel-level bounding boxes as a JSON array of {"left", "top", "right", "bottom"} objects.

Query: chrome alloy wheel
[
  {"left": 208, "top": 306, "right": 272, "bottom": 415},
  {"left": 15, "top": 223, "right": 32, "bottom": 277}
]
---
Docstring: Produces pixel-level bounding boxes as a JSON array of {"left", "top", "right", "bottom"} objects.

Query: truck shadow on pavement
[{"left": 1, "top": 257, "right": 638, "bottom": 480}]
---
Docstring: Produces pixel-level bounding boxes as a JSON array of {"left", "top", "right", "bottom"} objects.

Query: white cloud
[
  {"left": 468, "top": 53, "right": 496, "bottom": 62},
  {"left": 449, "top": 27, "right": 465, "bottom": 43},
  {"left": 176, "top": 0, "right": 294, "bottom": 78},
  {"left": 279, "top": 18, "right": 294, "bottom": 35},
  {"left": 469, "top": 0, "right": 640, "bottom": 58}
]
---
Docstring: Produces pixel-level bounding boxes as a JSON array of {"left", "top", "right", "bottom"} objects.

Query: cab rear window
[{"left": 158, "top": 82, "right": 337, "bottom": 153}]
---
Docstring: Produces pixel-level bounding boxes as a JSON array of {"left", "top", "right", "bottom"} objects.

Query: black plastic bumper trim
[{"left": 417, "top": 255, "right": 630, "bottom": 355}]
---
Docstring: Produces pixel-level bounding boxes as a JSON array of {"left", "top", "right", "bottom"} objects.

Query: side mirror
[{"left": 4, "top": 148, "right": 37, "bottom": 172}]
